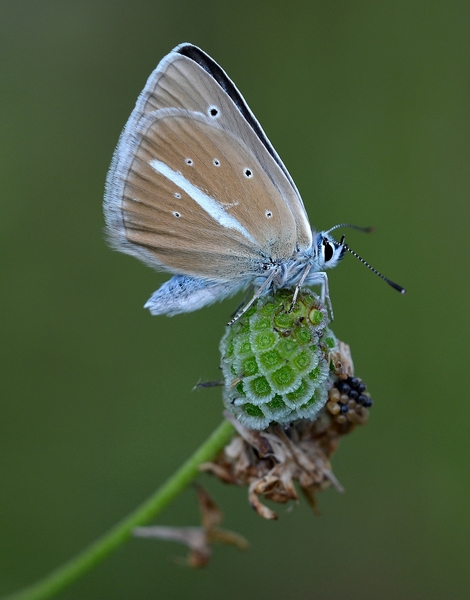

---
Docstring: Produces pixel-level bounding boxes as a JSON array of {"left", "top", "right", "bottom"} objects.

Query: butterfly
[{"left": 104, "top": 43, "right": 404, "bottom": 322}]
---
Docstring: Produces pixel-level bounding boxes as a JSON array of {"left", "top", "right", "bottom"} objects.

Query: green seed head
[{"left": 220, "top": 288, "right": 339, "bottom": 430}]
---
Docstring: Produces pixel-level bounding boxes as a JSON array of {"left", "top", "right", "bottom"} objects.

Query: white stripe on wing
[{"left": 149, "top": 158, "right": 257, "bottom": 244}]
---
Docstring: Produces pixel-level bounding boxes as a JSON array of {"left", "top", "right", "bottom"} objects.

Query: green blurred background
[{"left": 1, "top": 1, "right": 469, "bottom": 598}]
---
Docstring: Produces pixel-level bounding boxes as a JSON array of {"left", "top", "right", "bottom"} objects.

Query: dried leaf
[{"left": 133, "top": 486, "right": 248, "bottom": 567}]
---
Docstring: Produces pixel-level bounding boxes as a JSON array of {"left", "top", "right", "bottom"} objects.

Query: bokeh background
[{"left": 1, "top": 2, "right": 469, "bottom": 599}]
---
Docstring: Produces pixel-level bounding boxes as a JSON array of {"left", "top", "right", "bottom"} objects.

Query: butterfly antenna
[
  {"left": 327, "top": 223, "right": 375, "bottom": 235},
  {"left": 342, "top": 242, "right": 406, "bottom": 294}
]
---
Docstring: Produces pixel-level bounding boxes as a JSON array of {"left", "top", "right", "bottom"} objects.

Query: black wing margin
[{"left": 176, "top": 44, "right": 299, "bottom": 194}]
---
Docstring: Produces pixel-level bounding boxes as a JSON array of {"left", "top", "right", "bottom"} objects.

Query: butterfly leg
[
  {"left": 305, "top": 271, "right": 334, "bottom": 321},
  {"left": 227, "top": 268, "right": 279, "bottom": 326},
  {"left": 229, "top": 285, "right": 254, "bottom": 320},
  {"left": 288, "top": 264, "right": 312, "bottom": 312},
  {"left": 320, "top": 273, "right": 334, "bottom": 321}
]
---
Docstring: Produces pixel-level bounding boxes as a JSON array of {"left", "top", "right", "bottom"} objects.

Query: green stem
[{"left": 4, "top": 419, "right": 234, "bottom": 600}]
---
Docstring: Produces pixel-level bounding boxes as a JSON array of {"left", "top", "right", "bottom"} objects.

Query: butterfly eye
[{"left": 323, "top": 241, "right": 334, "bottom": 262}]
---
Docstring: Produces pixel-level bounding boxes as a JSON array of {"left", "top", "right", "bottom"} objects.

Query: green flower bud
[{"left": 220, "top": 289, "right": 338, "bottom": 430}]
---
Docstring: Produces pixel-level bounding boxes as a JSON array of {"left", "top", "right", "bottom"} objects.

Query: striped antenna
[
  {"left": 327, "top": 223, "right": 375, "bottom": 235},
  {"left": 343, "top": 242, "right": 406, "bottom": 294}
]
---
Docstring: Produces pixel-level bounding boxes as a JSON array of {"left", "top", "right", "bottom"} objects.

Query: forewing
[{"left": 104, "top": 44, "right": 312, "bottom": 280}]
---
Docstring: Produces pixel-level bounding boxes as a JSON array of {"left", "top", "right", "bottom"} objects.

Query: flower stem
[{"left": 4, "top": 419, "right": 235, "bottom": 600}]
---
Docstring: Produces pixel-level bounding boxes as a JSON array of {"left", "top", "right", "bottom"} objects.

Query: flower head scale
[{"left": 220, "top": 289, "right": 337, "bottom": 429}]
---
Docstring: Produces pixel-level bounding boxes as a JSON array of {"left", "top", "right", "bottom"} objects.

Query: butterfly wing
[{"left": 104, "top": 43, "right": 312, "bottom": 282}]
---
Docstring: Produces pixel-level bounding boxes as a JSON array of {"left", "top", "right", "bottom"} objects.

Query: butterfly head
[{"left": 315, "top": 232, "right": 347, "bottom": 271}]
